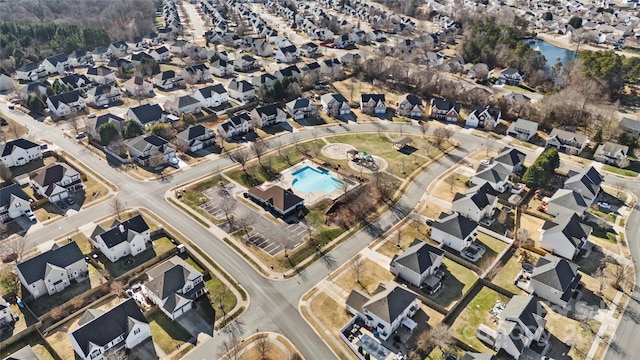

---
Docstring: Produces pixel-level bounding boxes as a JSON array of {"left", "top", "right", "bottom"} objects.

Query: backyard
[
  {"left": 0, "top": 332, "right": 55, "bottom": 360},
  {"left": 95, "top": 235, "right": 175, "bottom": 279},
  {"left": 376, "top": 221, "right": 434, "bottom": 258},
  {"left": 432, "top": 172, "right": 470, "bottom": 203},
  {"left": 433, "top": 258, "right": 479, "bottom": 309},
  {"left": 474, "top": 232, "right": 509, "bottom": 267},
  {"left": 184, "top": 256, "right": 237, "bottom": 321},
  {"left": 492, "top": 250, "right": 540, "bottom": 294},
  {"left": 147, "top": 309, "right": 193, "bottom": 354}
]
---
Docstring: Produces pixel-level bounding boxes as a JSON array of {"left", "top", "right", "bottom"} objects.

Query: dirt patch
[
  {"left": 432, "top": 173, "right": 469, "bottom": 203},
  {"left": 321, "top": 143, "right": 357, "bottom": 160},
  {"left": 334, "top": 258, "right": 394, "bottom": 295}
]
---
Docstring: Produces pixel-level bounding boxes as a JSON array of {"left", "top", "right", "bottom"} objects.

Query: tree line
[{"left": 522, "top": 148, "right": 560, "bottom": 188}]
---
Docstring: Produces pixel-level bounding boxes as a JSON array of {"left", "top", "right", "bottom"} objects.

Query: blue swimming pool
[{"left": 292, "top": 166, "right": 342, "bottom": 193}]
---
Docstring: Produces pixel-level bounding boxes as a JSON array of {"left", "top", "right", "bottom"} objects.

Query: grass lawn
[
  {"left": 434, "top": 258, "right": 478, "bottom": 309},
  {"left": 310, "top": 292, "right": 352, "bottom": 336},
  {"left": 542, "top": 303, "right": 597, "bottom": 359},
  {"left": 56, "top": 233, "right": 92, "bottom": 254},
  {"left": 450, "top": 286, "right": 509, "bottom": 352},
  {"left": 602, "top": 164, "right": 638, "bottom": 177},
  {"left": 335, "top": 258, "right": 394, "bottom": 295},
  {"left": 240, "top": 335, "right": 290, "bottom": 360},
  {"left": 493, "top": 250, "right": 540, "bottom": 294},
  {"left": 183, "top": 257, "right": 237, "bottom": 321},
  {"left": 1, "top": 332, "right": 55, "bottom": 360},
  {"left": 82, "top": 176, "right": 108, "bottom": 205},
  {"left": 475, "top": 232, "right": 509, "bottom": 266},
  {"left": 420, "top": 202, "right": 449, "bottom": 220},
  {"left": 332, "top": 78, "right": 402, "bottom": 104},
  {"left": 147, "top": 310, "right": 192, "bottom": 354},
  {"left": 376, "top": 221, "right": 434, "bottom": 258},
  {"left": 433, "top": 172, "right": 469, "bottom": 203},
  {"left": 225, "top": 147, "right": 306, "bottom": 187},
  {"left": 325, "top": 134, "right": 429, "bottom": 178},
  {"left": 98, "top": 236, "right": 174, "bottom": 278}
]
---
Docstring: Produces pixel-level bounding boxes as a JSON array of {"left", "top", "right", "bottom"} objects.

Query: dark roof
[
  {"left": 564, "top": 166, "right": 603, "bottom": 198},
  {"left": 431, "top": 98, "right": 461, "bottom": 112},
  {"left": 93, "top": 214, "right": 149, "bottom": 249},
  {"left": 620, "top": 117, "right": 640, "bottom": 132},
  {"left": 432, "top": 213, "right": 477, "bottom": 240},
  {"left": 129, "top": 103, "right": 163, "bottom": 124},
  {"left": 548, "top": 189, "right": 588, "bottom": 213},
  {"left": 362, "top": 282, "right": 418, "bottom": 324},
  {"left": 153, "top": 46, "right": 169, "bottom": 54},
  {"left": 549, "top": 128, "right": 588, "bottom": 146},
  {"left": 455, "top": 182, "right": 499, "bottom": 210},
  {"left": 474, "top": 162, "right": 510, "bottom": 183},
  {"left": 286, "top": 97, "right": 312, "bottom": 110},
  {"left": 0, "top": 183, "right": 30, "bottom": 208},
  {"left": 392, "top": 240, "right": 444, "bottom": 275},
  {"left": 16, "top": 242, "right": 84, "bottom": 285},
  {"left": 178, "top": 124, "right": 212, "bottom": 141},
  {"left": 493, "top": 147, "right": 526, "bottom": 168},
  {"left": 501, "top": 67, "right": 521, "bottom": 75},
  {"left": 468, "top": 105, "right": 500, "bottom": 119},
  {"left": 1, "top": 138, "right": 39, "bottom": 156},
  {"left": 87, "top": 84, "right": 117, "bottom": 97},
  {"left": 185, "top": 64, "right": 209, "bottom": 74},
  {"left": 94, "top": 113, "right": 125, "bottom": 130},
  {"left": 70, "top": 298, "right": 148, "bottom": 357},
  {"left": 499, "top": 295, "right": 547, "bottom": 333},
  {"left": 57, "top": 74, "right": 91, "bottom": 88},
  {"left": 279, "top": 45, "right": 298, "bottom": 53},
  {"left": 31, "top": 163, "right": 76, "bottom": 187},
  {"left": 16, "top": 63, "right": 40, "bottom": 72},
  {"left": 248, "top": 185, "right": 304, "bottom": 213},
  {"left": 197, "top": 84, "right": 227, "bottom": 98},
  {"left": 47, "top": 90, "right": 82, "bottom": 109},
  {"left": 241, "top": 54, "right": 256, "bottom": 62},
  {"left": 542, "top": 213, "right": 591, "bottom": 248},
  {"left": 167, "top": 95, "right": 200, "bottom": 108},
  {"left": 131, "top": 52, "right": 154, "bottom": 62},
  {"left": 531, "top": 254, "right": 581, "bottom": 301},
  {"left": 86, "top": 65, "right": 113, "bottom": 76},
  {"left": 145, "top": 256, "right": 204, "bottom": 312},
  {"left": 228, "top": 79, "right": 253, "bottom": 92},
  {"left": 361, "top": 93, "right": 385, "bottom": 104},
  {"left": 399, "top": 93, "right": 421, "bottom": 106},
  {"left": 346, "top": 289, "right": 370, "bottom": 313},
  {"left": 254, "top": 103, "right": 281, "bottom": 117}
]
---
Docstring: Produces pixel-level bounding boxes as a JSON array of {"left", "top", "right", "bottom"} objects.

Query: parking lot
[
  {"left": 199, "top": 202, "right": 226, "bottom": 219},
  {"left": 245, "top": 230, "right": 281, "bottom": 256}
]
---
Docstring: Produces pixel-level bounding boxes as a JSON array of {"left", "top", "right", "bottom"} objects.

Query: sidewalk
[{"left": 586, "top": 291, "right": 624, "bottom": 360}]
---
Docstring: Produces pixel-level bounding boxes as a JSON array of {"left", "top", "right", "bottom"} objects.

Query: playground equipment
[{"left": 346, "top": 150, "right": 379, "bottom": 171}]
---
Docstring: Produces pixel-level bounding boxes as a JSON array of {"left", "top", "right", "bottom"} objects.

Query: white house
[
  {"left": 430, "top": 212, "right": 478, "bottom": 252},
  {"left": 466, "top": 105, "right": 501, "bottom": 129},
  {"left": 390, "top": 239, "right": 445, "bottom": 291},
  {"left": 123, "top": 76, "right": 154, "bottom": 97},
  {"left": 452, "top": 183, "right": 500, "bottom": 222},
  {"left": 149, "top": 46, "right": 171, "bottom": 62},
  {"left": 507, "top": 118, "right": 538, "bottom": 141},
  {"left": 492, "top": 147, "right": 526, "bottom": 174},
  {"left": 286, "top": 97, "right": 316, "bottom": 120},
  {"left": 563, "top": 166, "right": 603, "bottom": 206},
  {"left": 46, "top": 90, "right": 86, "bottom": 118},
  {"left": 0, "top": 138, "right": 42, "bottom": 168},
  {"left": 250, "top": 104, "right": 287, "bottom": 128},
  {"left": 209, "top": 59, "right": 234, "bottom": 77},
  {"left": 15, "top": 63, "right": 45, "bottom": 82},
  {"left": 0, "top": 72, "right": 14, "bottom": 92},
  {"left": 31, "top": 162, "right": 82, "bottom": 203},
  {"left": 360, "top": 94, "right": 386, "bottom": 115},
  {"left": 86, "top": 66, "right": 116, "bottom": 85},
  {"left": 345, "top": 282, "right": 421, "bottom": 341},
  {"left": 0, "top": 297, "right": 13, "bottom": 329},
  {"left": 126, "top": 135, "right": 177, "bottom": 167},
  {"left": 127, "top": 103, "right": 166, "bottom": 127},
  {"left": 184, "top": 64, "right": 211, "bottom": 84},
  {"left": 495, "top": 295, "right": 547, "bottom": 359},
  {"left": 86, "top": 85, "right": 122, "bottom": 107},
  {"left": 68, "top": 49, "right": 93, "bottom": 67},
  {"left": 227, "top": 79, "right": 255, "bottom": 101},
  {"left": 546, "top": 128, "right": 589, "bottom": 155},
  {"left": 320, "top": 93, "right": 350, "bottom": 116},
  {"left": 498, "top": 68, "right": 524, "bottom": 85},
  {"left": 275, "top": 45, "right": 299, "bottom": 63},
  {"left": 69, "top": 298, "right": 151, "bottom": 360},
  {"left": 217, "top": 113, "right": 252, "bottom": 139},
  {"left": 546, "top": 189, "right": 589, "bottom": 219},
  {"left": 90, "top": 215, "right": 151, "bottom": 262},
  {"left": 0, "top": 183, "right": 32, "bottom": 222},
  {"left": 193, "top": 84, "right": 228, "bottom": 108},
  {"left": 527, "top": 254, "right": 581, "bottom": 308},
  {"left": 540, "top": 213, "right": 592, "bottom": 260},
  {"left": 42, "top": 53, "right": 71, "bottom": 75},
  {"left": 108, "top": 41, "right": 129, "bottom": 57},
  {"left": 144, "top": 256, "right": 206, "bottom": 320},
  {"left": 594, "top": 142, "right": 629, "bottom": 167},
  {"left": 397, "top": 93, "right": 423, "bottom": 118},
  {"left": 16, "top": 242, "right": 87, "bottom": 299},
  {"left": 153, "top": 70, "right": 184, "bottom": 90},
  {"left": 176, "top": 124, "right": 215, "bottom": 152},
  {"left": 471, "top": 162, "right": 511, "bottom": 192},
  {"left": 163, "top": 95, "right": 202, "bottom": 116},
  {"left": 86, "top": 113, "right": 125, "bottom": 141},
  {"left": 299, "top": 42, "right": 319, "bottom": 57}
]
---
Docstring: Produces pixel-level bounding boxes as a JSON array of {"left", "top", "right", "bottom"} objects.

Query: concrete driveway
[
  {"left": 129, "top": 338, "right": 160, "bottom": 360},
  {"left": 177, "top": 307, "right": 214, "bottom": 339}
]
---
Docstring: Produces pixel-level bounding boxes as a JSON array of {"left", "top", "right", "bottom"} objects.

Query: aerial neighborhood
[{"left": 0, "top": 0, "right": 639, "bottom": 359}]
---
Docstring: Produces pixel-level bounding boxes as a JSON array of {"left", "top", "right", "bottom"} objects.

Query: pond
[{"left": 525, "top": 38, "right": 578, "bottom": 68}]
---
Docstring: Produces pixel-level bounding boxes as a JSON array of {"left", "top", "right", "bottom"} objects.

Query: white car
[
  {"left": 24, "top": 210, "right": 36, "bottom": 222},
  {"left": 597, "top": 202, "right": 611, "bottom": 209}
]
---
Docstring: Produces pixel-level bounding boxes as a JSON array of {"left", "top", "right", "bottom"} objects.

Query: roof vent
[{"left": 119, "top": 224, "right": 125, "bottom": 233}]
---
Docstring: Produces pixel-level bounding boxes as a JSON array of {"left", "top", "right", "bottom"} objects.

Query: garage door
[{"left": 174, "top": 302, "right": 192, "bottom": 318}]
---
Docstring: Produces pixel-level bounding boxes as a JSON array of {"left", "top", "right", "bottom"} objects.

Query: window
[{"left": 134, "top": 328, "right": 141, "bottom": 335}]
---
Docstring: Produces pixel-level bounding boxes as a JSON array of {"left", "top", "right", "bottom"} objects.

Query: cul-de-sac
[{"left": 0, "top": 0, "right": 639, "bottom": 359}]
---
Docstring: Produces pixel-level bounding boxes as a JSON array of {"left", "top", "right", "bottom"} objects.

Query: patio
[{"left": 342, "top": 317, "right": 413, "bottom": 360}]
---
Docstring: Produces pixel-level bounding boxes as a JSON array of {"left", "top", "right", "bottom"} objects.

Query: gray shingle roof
[
  {"left": 548, "top": 189, "right": 588, "bottom": 213},
  {"left": 362, "top": 282, "right": 418, "bottom": 324},
  {"left": 542, "top": 213, "right": 591, "bottom": 248},
  {"left": 531, "top": 254, "right": 581, "bottom": 301},
  {"left": 16, "top": 242, "right": 84, "bottom": 285},
  {"left": 0, "top": 138, "right": 39, "bottom": 157},
  {"left": 432, "top": 213, "right": 477, "bottom": 240},
  {"left": 3, "top": 345, "right": 40, "bottom": 360},
  {"left": 392, "top": 239, "right": 444, "bottom": 275},
  {"left": 0, "top": 183, "right": 30, "bottom": 208},
  {"left": 92, "top": 214, "right": 149, "bottom": 249},
  {"left": 493, "top": 147, "right": 526, "bottom": 168}
]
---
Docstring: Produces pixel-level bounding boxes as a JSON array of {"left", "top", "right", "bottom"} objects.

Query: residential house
[
  {"left": 176, "top": 124, "right": 215, "bottom": 152},
  {"left": 299, "top": 42, "right": 319, "bottom": 57},
  {"left": 546, "top": 128, "right": 589, "bottom": 155},
  {"left": 127, "top": 104, "right": 166, "bottom": 127},
  {"left": 462, "top": 353, "right": 497, "bottom": 360},
  {"left": 345, "top": 282, "right": 421, "bottom": 341},
  {"left": 153, "top": 70, "right": 184, "bottom": 90},
  {"left": 563, "top": 166, "right": 604, "bottom": 205},
  {"left": 507, "top": 118, "right": 538, "bottom": 141},
  {"left": 86, "top": 85, "right": 121, "bottom": 107},
  {"left": 227, "top": 79, "right": 255, "bottom": 101},
  {"left": 86, "top": 66, "right": 116, "bottom": 85},
  {"left": 321, "top": 93, "right": 350, "bottom": 117},
  {"left": 55, "top": 74, "right": 92, "bottom": 90},
  {"left": 286, "top": 97, "right": 317, "bottom": 120},
  {"left": 234, "top": 55, "right": 259, "bottom": 72},
  {"left": 0, "top": 138, "right": 42, "bottom": 168},
  {"left": 250, "top": 104, "right": 287, "bottom": 128},
  {"left": 108, "top": 41, "right": 129, "bottom": 57},
  {"left": 15, "top": 63, "right": 45, "bottom": 82},
  {"left": 528, "top": 254, "right": 581, "bottom": 308},
  {"left": 184, "top": 64, "right": 211, "bottom": 84},
  {"left": 169, "top": 39, "right": 191, "bottom": 56},
  {"left": 144, "top": 256, "right": 206, "bottom": 320},
  {"left": 3, "top": 345, "right": 41, "bottom": 360},
  {"left": 86, "top": 113, "right": 125, "bottom": 141},
  {"left": 130, "top": 52, "right": 154, "bottom": 65},
  {"left": 430, "top": 99, "right": 460, "bottom": 122},
  {"left": 274, "top": 65, "right": 302, "bottom": 80},
  {"left": 397, "top": 93, "right": 423, "bottom": 118},
  {"left": 217, "top": 113, "right": 252, "bottom": 139},
  {"left": 471, "top": 162, "right": 511, "bottom": 192},
  {"left": 18, "top": 81, "right": 47, "bottom": 101},
  {"left": 275, "top": 45, "right": 299, "bottom": 63},
  {"left": 540, "top": 213, "right": 592, "bottom": 260},
  {"left": 495, "top": 295, "right": 547, "bottom": 359},
  {"left": 430, "top": 212, "right": 478, "bottom": 252},
  {"left": 149, "top": 46, "right": 171, "bottom": 62},
  {"left": 46, "top": 90, "right": 86, "bottom": 118},
  {"left": 163, "top": 95, "right": 202, "bottom": 116},
  {"left": 193, "top": 84, "right": 228, "bottom": 108},
  {"left": 122, "top": 76, "right": 154, "bottom": 97},
  {"left": 252, "top": 73, "right": 278, "bottom": 88},
  {"left": 340, "top": 53, "right": 361, "bottom": 67},
  {"left": 492, "top": 147, "right": 526, "bottom": 174},
  {"left": 546, "top": 189, "right": 589, "bottom": 219},
  {"left": 31, "top": 162, "right": 82, "bottom": 202},
  {"left": 107, "top": 58, "right": 133, "bottom": 72},
  {"left": 126, "top": 37, "right": 145, "bottom": 52},
  {"left": 69, "top": 298, "right": 150, "bottom": 360},
  {"left": 594, "top": 142, "right": 629, "bottom": 167},
  {"left": 390, "top": 239, "right": 445, "bottom": 292},
  {"left": 334, "top": 34, "right": 355, "bottom": 48},
  {"left": 0, "top": 72, "right": 14, "bottom": 92},
  {"left": 144, "top": 32, "right": 163, "bottom": 46},
  {"left": 319, "top": 58, "right": 341, "bottom": 76},
  {"left": 16, "top": 242, "right": 87, "bottom": 299},
  {"left": 90, "top": 47, "right": 111, "bottom": 62},
  {"left": 466, "top": 105, "right": 501, "bottom": 129},
  {"left": 498, "top": 68, "right": 524, "bottom": 85},
  {"left": 452, "top": 183, "right": 500, "bottom": 222},
  {"left": 16, "top": 63, "right": 47, "bottom": 81},
  {"left": 251, "top": 39, "right": 274, "bottom": 57},
  {"left": 90, "top": 215, "right": 151, "bottom": 262},
  {"left": 126, "top": 135, "right": 177, "bottom": 167},
  {"left": 0, "top": 183, "right": 31, "bottom": 222},
  {"left": 619, "top": 117, "right": 640, "bottom": 137},
  {"left": 360, "top": 94, "right": 386, "bottom": 115},
  {"left": 210, "top": 59, "right": 234, "bottom": 77},
  {"left": 42, "top": 54, "right": 71, "bottom": 75},
  {"left": 247, "top": 184, "right": 304, "bottom": 217}
]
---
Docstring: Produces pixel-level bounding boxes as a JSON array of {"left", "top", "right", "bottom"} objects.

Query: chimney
[{"left": 119, "top": 224, "right": 125, "bottom": 233}]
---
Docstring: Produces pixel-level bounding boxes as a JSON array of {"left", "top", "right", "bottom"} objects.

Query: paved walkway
[{"left": 586, "top": 291, "right": 624, "bottom": 360}]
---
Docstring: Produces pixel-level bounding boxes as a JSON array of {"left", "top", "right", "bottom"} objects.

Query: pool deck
[{"left": 272, "top": 160, "right": 359, "bottom": 206}]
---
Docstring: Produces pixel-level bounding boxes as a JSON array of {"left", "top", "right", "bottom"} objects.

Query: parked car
[
  {"left": 87, "top": 113, "right": 96, "bottom": 118},
  {"left": 67, "top": 197, "right": 75, "bottom": 205},
  {"left": 24, "top": 210, "right": 36, "bottom": 222},
  {"left": 75, "top": 132, "right": 86, "bottom": 139},
  {"left": 597, "top": 202, "right": 611, "bottom": 209}
]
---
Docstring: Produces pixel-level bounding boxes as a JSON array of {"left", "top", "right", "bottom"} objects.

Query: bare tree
[
  {"left": 573, "top": 303, "right": 596, "bottom": 332},
  {"left": 215, "top": 286, "right": 229, "bottom": 323},
  {"left": 1, "top": 237, "right": 25, "bottom": 263},
  {"left": 218, "top": 334, "right": 242, "bottom": 360},
  {"left": 255, "top": 335, "right": 272, "bottom": 360},
  {"left": 111, "top": 198, "right": 125, "bottom": 220},
  {"left": 446, "top": 174, "right": 457, "bottom": 192},
  {"left": 0, "top": 163, "right": 12, "bottom": 182},
  {"left": 148, "top": 148, "right": 165, "bottom": 168},
  {"left": 614, "top": 181, "right": 627, "bottom": 198},
  {"left": 593, "top": 268, "right": 608, "bottom": 295},
  {"left": 110, "top": 280, "right": 125, "bottom": 298},
  {"left": 103, "top": 349, "right": 128, "bottom": 360},
  {"left": 352, "top": 253, "right": 364, "bottom": 288},
  {"left": 70, "top": 297, "right": 85, "bottom": 310},
  {"left": 0, "top": 222, "right": 7, "bottom": 241},
  {"left": 49, "top": 306, "right": 66, "bottom": 321},
  {"left": 251, "top": 139, "right": 268, "bottom": 166},
  {"left": 612, "top": 262, "right": 633, "bottom": 290},
  {"left": 230, "top": 150, "right": 250, "bottom": 173},
  {"left": 419, "top": 121, "right": 430, "bottom": 139},
  {"left": 220, "top": 195, "right": 237, "bottom": 230},
  {"left": 395, "top": 228, "right": 403, "bottom": 248},
  {"left": 236, "top": 212, "right": 256, "bottom": 240},
  {"left": 281, "top": 146, "right": 293, "bottom": 165},
  {"left": 415, "top": 324, "right": 454, "bottom": 355}
]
